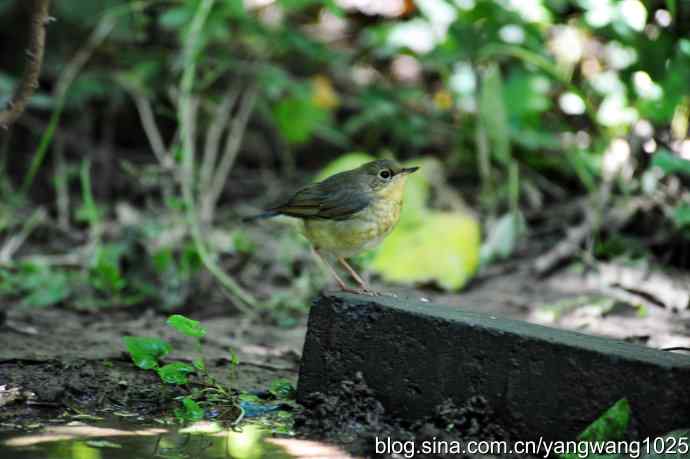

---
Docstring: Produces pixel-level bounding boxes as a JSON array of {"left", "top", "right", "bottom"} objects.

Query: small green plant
[
  {"left": 560, "top": 398, "right": 631, "bottom": 459},
  {"left": 89, "top": 243, "right": 127, "bottom": 296},
  {"left": 123, "top": 314, "right": 240, "bottom": 423},
  {"left": 148, "top": 243, "right": 203, "bottom": 310},
  {"left": 268, "top": 378, "right": 296, "bottom": 400},
  {"left": 576, "top": 398, "right": 631, "bottom": 444}
]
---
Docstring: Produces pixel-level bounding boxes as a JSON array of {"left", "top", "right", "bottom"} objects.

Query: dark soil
[
  {"left": 0, "top": 359, "right": 179, "bottom": 424},
  {"left": 0, "top": 307, "right": 300, "bottom": 428},
  {"left": 295, "top": 372, "right": 513, "bottom": 458}
]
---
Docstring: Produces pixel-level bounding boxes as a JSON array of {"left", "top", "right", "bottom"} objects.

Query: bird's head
[{"left": 357, "top": 160, "right": 419, "bottom": 196}]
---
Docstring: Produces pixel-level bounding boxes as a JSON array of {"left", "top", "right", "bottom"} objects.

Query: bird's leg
[
  {"left": 338, "top": 257, "right": 371, "bottom": 292},
  {"left": 311, "top": 247, "right": 360, "bottom": 294}
]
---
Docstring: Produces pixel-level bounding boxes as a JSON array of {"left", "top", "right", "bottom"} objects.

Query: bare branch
[
  {"left": 0, "top": 0, "right": 52, "bottom": 128},
  {"left": 0, "top": 207, "right": 47, "bottom": 263},
  {"left": 594, "top": 262, "right": 690, "bottom": 310},
  {"left": 202, "top": 85, "right": 258, "bottom": 222},
  {"left": 200, "top": 83, "right": 241, "bottom": 199},
  {"left": 131, "top": 93, "right": 172, "bottom": 169},
  {"left": 533, "top": 197, "right": 644, "bottom": 276}
]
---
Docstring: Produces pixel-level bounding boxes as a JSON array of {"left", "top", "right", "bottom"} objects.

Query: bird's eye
[{"left": 379, "top": 169, "right": 392, "bottom": 180}]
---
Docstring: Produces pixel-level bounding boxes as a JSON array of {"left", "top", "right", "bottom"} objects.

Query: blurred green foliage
[
  {"left": 0, "top": 262, "right": 72, "bottom": 308},
  {"left": 3, "top": 0, "right": 685, "bottom": 173},
  {"left": 1, "top": 0, "right": 688, "bottom": 169},
  {"left": 1, "top": 0, "right": 689, "bottom": 302}
]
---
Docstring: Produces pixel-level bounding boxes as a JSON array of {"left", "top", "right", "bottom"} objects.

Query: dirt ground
[
  {"left": 0, "top": 305, "right": 302, "bottom": 426},
  {"left": 1, "top": 244, "right": 689, "bottom": 458},
  {"left": 3, "top": 256, "right": 689, "bottom": 416}
]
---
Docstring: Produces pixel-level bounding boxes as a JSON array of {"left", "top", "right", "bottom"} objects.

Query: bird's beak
[{"left": 400, "top": 166, "right": 419, "bottom": 175}]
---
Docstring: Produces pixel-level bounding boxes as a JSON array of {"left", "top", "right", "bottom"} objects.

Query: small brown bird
[{"left": 248, "top": 159, "right": 418, "bottom": 293}]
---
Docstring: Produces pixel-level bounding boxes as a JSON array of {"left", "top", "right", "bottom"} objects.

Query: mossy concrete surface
[{"left": 297, "top": 292, "right": 690, "bottom": 440}]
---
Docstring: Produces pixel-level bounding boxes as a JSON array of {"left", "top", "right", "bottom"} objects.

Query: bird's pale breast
[{"left": 303, "top": 177, "right": 406, "bottom": 258}]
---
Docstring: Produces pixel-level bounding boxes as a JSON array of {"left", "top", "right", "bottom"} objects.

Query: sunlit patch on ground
[{"left": 0, "top": 422, "right": 353, "bottom": 459}]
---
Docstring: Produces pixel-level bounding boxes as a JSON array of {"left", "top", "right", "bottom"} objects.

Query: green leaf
[
  {"left": 89, "top": 244, "right": 127, "bottom": 294},
  {"left": 479, "top": 64, "right": 511, "bottom": 164},
  {"left": 651, "top": 150, "right": 690, "bottom": 176},
  {"left": 680, "top": 39, "right": 690, "bottom": 57},
  {"left": 85, "top": 440, "right": 122, "bottom": 449},
  {"left": 122, "top": 336, "right": 171, "bottom": 370},
  {"left": 115, "top": 61, "right": 162, "bottom": 95},
  {"left": 579, "top": 398, "right": 631, "bottom": 442},
  {"left": 231, "top": 230, "right": 256, "bottom": 254},
  {"left": 269, "top": 378, "right": 296, "bottom": 400},
  {"left": 159, "top": 6, "right": 193, "bottom": 30},
  {"left": 65, "top": 75, "right": 110, "bottom": 107},
  {"left": 673, "top": 204, "right": 690, "bottom": 228},
  {"left": 152, "top": 248, "right": 175, "bottom": 274},
  {"left": 258, "top": 65, "right": 294, "bottom": 99},
  {"left": 175, "top": 397, "right": 204, "bottom": 422},
  {"left": 167, "top": 314, "right": 207, "bottom": 338},
  {"left": 666, "top": 0, "right": 677, "bottom": 18},
  {"left": 55, "top": 0, "right": 123, "bottom": 27},
  {"left": 278, "top": 0, "right": 324, "bottom": 10},
  {"left": 218, "top": 0, "right": 247, "bottom": 18},
  {"left": 193, "top": 358, "right": 206, "bottom": 371},
  {"left": 372, "top": 211, "right": 481, "bottom": 291},
  {"left": 503, "top": 71, "right": 552, "bottom": 119},
  {"left": 180, "top": 243, "right": 202, "bottom": 276},
  {"left": 22, "top": 276, "right": 70, "bottom": 307},
  {"left": 0, "top": 1, "right": 13, "bottom": 15},
  {"left": 239, "top": 392, "right": 261, "bottom": 403},
  {"left": 229, "top": 349, "right": 240, "bottom": 367},
  {"left": 560, "top": 399, "right": 631, "bottom": 459},
  {"left": 17, "top": 264, "right": 71, "bottom": 308},
  {"left": 273, "top": 93, "right": 329, "bottom": 144},
  {"left": 157, "top": 362, "right": 196, "bottom": 385}
]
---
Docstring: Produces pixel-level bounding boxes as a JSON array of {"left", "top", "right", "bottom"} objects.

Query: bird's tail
[{"left": 242, "top": 210, "right": 279, "bottom": 222}]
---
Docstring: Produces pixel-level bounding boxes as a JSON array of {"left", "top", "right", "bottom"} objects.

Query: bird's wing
[{"left": 270, "top": 181, "right": 371, "bottom": 221}]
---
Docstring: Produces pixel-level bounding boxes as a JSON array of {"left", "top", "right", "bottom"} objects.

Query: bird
[{"left": 247, "top": 159, "right": 419, "bottom": 293}]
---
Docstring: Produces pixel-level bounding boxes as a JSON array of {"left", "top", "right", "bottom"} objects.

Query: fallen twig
[
  {"left": 533, "top": 197, "right": 645, "bottom": 276},
  {"left": 593, "top": 262, "right": 690, "bottom": 310},
  {"left": 662, "top": 347, "right": 690, "bottom": 353},
  {"left": 533, "top": 212, "right": 593, "bottom": 276},
  {"left": 0, "top": 207, "right": 47, "bottom": 263}
]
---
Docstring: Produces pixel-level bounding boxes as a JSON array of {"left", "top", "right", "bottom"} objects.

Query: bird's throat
[{"left": 375, "top": 176, "right": 408, "bottom": 205}]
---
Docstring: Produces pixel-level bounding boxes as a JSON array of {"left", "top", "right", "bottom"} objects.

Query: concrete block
[{"left": 297, "top": 293, "right": 690, "bottom": 440}]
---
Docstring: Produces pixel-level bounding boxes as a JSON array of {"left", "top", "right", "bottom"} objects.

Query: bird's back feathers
[{"left": 267, "top": 171, "right": 372, "bottom": 220}]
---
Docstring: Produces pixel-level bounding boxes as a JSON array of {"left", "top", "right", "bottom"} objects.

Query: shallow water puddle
[{"left": 0, "top": 421, "right": 353, "bottom": 459}]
